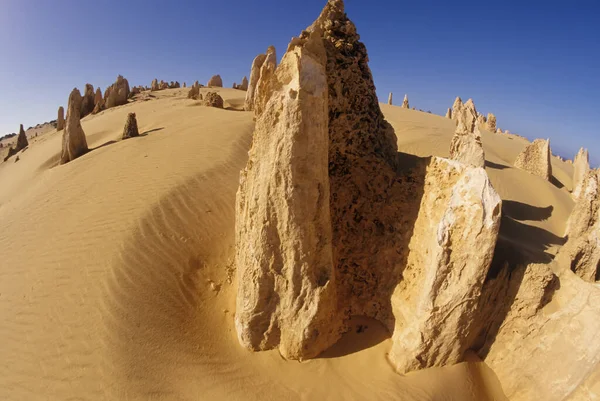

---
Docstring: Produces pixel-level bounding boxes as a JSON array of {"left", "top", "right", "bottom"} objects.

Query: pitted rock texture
[
  {"left": 244, "top": 53, "right": 268, "bottom": 111},
  {"left": 253, "top": 46, "right": 277, "bottom": 116},
  {"left": 122, "top": 113, "right": 140, "bottom": 139},
  {"left": 105, "top": 75, "right": 130, "bottom": 109},
  {"left": 187, "top": 86, "right": 200, "bottom": 100},
  {"left": 452, "top": 96, "right": 463, "bottom": 120},
  {"left": 201, "top": 92, "right": 223, "bottom": 108},
  {"left": 235, "top": 0, "right": 502, "bottom": 365},
  {"left": 60, "top": 88, "right": 89, "bottom": 164},
  {"left": 486, "top": 113, "right": 497, "bottom": 132},
  {"left": 514, "top": 139, "right": 552, "bottom": 180}
]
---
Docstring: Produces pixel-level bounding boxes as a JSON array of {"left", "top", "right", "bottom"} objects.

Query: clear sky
[{"left": 1, "top": 0, "right": 598, "bottom": 164}]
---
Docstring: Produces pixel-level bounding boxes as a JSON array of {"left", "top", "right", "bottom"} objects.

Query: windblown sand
[{"left": 0, "top": 88, "right": 574, "bottom": 400}]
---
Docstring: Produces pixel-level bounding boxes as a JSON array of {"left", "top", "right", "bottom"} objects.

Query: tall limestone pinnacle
[
  {"left": 235, "top": 0, "right": 501, "bottom": 368},
  {"left": 60, "top": 88, "right": 89, "bottom": 165}
]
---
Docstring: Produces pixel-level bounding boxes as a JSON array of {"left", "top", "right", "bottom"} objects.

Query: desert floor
[{"left": 0, "top": 88, "right": 575, "bottom": 400}]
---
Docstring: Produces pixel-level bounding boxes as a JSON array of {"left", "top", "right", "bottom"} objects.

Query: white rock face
[
  {"left": 514, "top": 139, "right": 552, "bottom": 181},
  {"left": 389, "top": 158, "right": 501, "bottom": 373},
  {"left": 402, "top": 94, "right": 409, "bottom": 109},
  {"left": 573, "top": 147, "right": 590, "bottom": 196},
  {"left": 253, "top": 46, "right": 277, "bottom": 116},
  {"left": 451, "top": 96, "right": 463, "bottom": 120}
]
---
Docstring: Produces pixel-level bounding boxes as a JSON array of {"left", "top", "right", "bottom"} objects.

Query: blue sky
[{"left": 1, "top": 0, "right": 599, "bottom": 164}]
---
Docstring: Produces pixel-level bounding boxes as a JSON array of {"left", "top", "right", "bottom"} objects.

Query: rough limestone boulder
[
  {"left": 193, "top": 80, "right": 200, "bottom": 89},
  {"left": 514, "top": 139, "right": 552, "bottom": 180},
  {"left": 104, "top": 75, "right": 130, "bottom": 109},
  {"left": 487, "top": 113, "right": 497, "bottom": 132},
  {"left": 159, "top": 80, "right": 169, "bottom": 90},
  {"left": 477, "top": 114, "right": 486, "bottom": 125},
  {"left": 235, "top": 0, "right": 501, "bottom": 365},
  {"left": 253, "top": 46, "right": 277, "bottom": 116},
  {"left": 452, "top": 96, "right": 463, "bottom": 120},
  {"left": 151, "top": 79, "right": 159, "bottom": 91},
  {"left": 60, "top": 88, "right": 89, "bottom": 164},
  {"left": 94, "top": 88, "right": 103, "bottom": 105},
  {"left": 187, "top": 86, "right": 200, "bottom": 100},
  {"left": 449, "top": 111, "right": 485, "bottom": 168},
  {"left": 402, "top": 94, "right": 409, "bottom": 109},
  {"left": 57, "top": 106, "right": 65, "bottom": 131},
  {"left": 556, "top": 170, "right": 600, "bottom": 282},
  {"left": 445, "top": 108, "right": 452, "bottom": 119},
  {"left": 207, "top": 75, "right": 223, "bottom": 87},
  {"left": 244, "top": 52, "right": 268, "bottom": 111},
  {"left": 238, "top": 76, "right": 249, "bottom": 90},
  {"left": 389, "top": 158, "right": 501, "bottom": 373},
  {"left": 80, "top": 84, "right": 95, "bottom": 118},
  {"left": 122, "top": 113, "right": 140, "bottom": 139},
  {"left": 463, "top": 98, "right": 478, "bottom": 123},
  {"left": 16, "top": 124, "right": 28, "bottom": 151},
  {"left": 573, "top": 147, "right": 590, "bottom": 195},
  {"left": 388, "top": 92, "right": 393, "bottom": 105},
  {"left": 201, "top": 92, "right": 223, "bottom": 108}
]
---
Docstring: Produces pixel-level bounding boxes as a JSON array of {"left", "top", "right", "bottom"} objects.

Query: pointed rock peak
[
  {"left": 402, "top": 94, "right": 409, "bottom": 109},
  {"left": 388, "top": 92, "right": 393, "bottom": 105}
]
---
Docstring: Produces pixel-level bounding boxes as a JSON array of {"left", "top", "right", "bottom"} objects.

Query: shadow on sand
[{"left": 502, "top": 200, "right": 553, "bottom": 222}]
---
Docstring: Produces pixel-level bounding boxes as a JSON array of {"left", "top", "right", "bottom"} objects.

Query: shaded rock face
[
  {"left": 557, "top": 170, "right": 600, "bottom": 282},
  {"left": 235, "top": 0, "right": 501, "bottom": 365},
  {"left": 451, "top": 96, "right": 463, "bottom": 120},
  {"left": 122, "top": 113, "right": 139, "bottom": 139},
  {"left": 94, "top": 88, "right": 103, "bottom": 105},
  {"left": 445, "top": 108, "right": 452, "bottom": 119},
  {"left": 105, "top": 75, "right": 130, "bottom": 109},
  {"left": 389, "top": 159, "right": 501, "bottom": 373},
  {"left": 487, "top": 113, "right": 497, "bottom": 132},
  {"left": 202, "top": 92, "right": 223, "bottom": 108},
  {"left": 514, "top": 139, "right": 552, "bottom": 180},
  {"left": 80, "top": 84, "right": 95, "bottom": 118},
  {"left": 193, "top": 80, "right": 200, "bottom": 89},
  {"left": 477, "top": 114, "right": 486, "bottom": 125},
  {"left": 60, "top": 88, "right": 89, "bottom": 164},
  {"left": 449, "top": 111, "right": 485, "bottom": 168},
  {"left": 388, "top": 92, "right": 393, "bottom": 105},
  {"left": 57, "top": 106, "right": 65, "bottom": 131},
  {"left": 573, "top": 147, "right": 590, "bottom": 196},
  {"left": 207, "top": 75, "right": 223, "bottom": 87},
  {"left": 237, "top": 76, "right": 249, "bottom": 90},
  {"left": 402, "top": 94, "right": 409, "bottom": 108},
  {"left": 11, "top": 124, "right": 29, "bottom": 155},
  {"left": 244, "top": 53, "right": 268, "bottom": 111}
]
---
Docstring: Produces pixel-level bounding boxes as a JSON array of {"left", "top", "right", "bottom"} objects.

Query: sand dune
[{"left": 2, "top": 80, "right": 589, "bottom": 400}]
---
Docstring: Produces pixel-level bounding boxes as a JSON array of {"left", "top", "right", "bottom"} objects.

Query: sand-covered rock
[
  {"left": 80, "top": 84, "right": 95, "bottom": 118},
  {"left": 201, "top": 92, "right": 223, "bottom": 108},
  {"left": 388, "top": 92, "right": 393, "bottom": 105},
  {"left": 187, "top": 86, "right": 200, "bottom": 100},
  {"left": 253, "top": 46, "right": 277, "bottom": 116},
  {"left": 60, "top": 88, "right": 89, "bottom": 164},
  {"left": 402, "top": 94, "right": 409, "bottom": 109},
  {"left": 445, "top": 108, "right": 452, "bottom": 119},
  {"left": 57, "top": 106, "right": 65, "bottom": 131},
  {"left": 514, "top": 139, "right": 552, "bottom": 180},
  {"left": 389, "top": 158, "right": 501, "bottom": 374},
  {"left": 486, "top": 113, "right": 497, "bottom": 132},
  {"left": 151, "top": 79, "right": 159, "bottom": 91},
  {"left": 122, "top": 113, "right": 140, "bottom": 139},
  {"left": 573, "top": 147, "right": 590, "bottom": 195},
  {"left": 449, "top": 112, "right": 485, "bottom": 168},
  {"left": 452, "top": 96, "right": 463, "bottom": 120},
  {"left": 243, "top": 53, "right": 268, "bottom": 111},
  {"left": 235, "top": 0, "right": 501, "bottom": 365},
  {"left": 207, "top": 75, "right": 223, "bottom": 88},
  {"left": 557, "top": 170, "right": 600, "bottom": 282}
]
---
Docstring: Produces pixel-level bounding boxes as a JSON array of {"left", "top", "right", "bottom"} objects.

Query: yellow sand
[{"left": 0, "top": 88, "right": 574, "bottom": 400}]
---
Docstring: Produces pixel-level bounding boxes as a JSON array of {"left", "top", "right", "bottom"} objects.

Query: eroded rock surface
[
  {"left": 452, "top": 96, "right": 463, "bottom": 120},
  {"left": 573, "top": 147, "right": 590, "bottom": 196},
  {"left": 81, "top": 84, "right": 95, "bottom": 118},
  {"left": 187, "top": 85, "right": 200, "bottom": 100},
  {"left": 445, "top": 108, "right": 452, "bottom": 119},
  {"left": 207, "top": 75, "right": 223, "bottom": 87},
  {"left": 449, "top": 111, "right": 485, "bottom": 168},
  {"left": 244, "top": 53, "right": 268, "bottom": 111},
  {"left": 253, "top": 46, "right": 277, "bottom": 116},
  {"left": 486, "top": 113, "right": 497, "bottom": 132},
  {"left": 388, "top": 92, "right": 393, "bottom": 105},
  {"left": 557, "top": 170, "right": 600, "bottom": 282},
  {"left": 60, "top": 88, "right": 88, "bottom": 164},
  {"left": 122, "top": 113, "right": 140, "bottom": 139},
  {"left": 202, "top": 92, "right": 223, "bottom": 108},
  {"left": 105, "top": 75, "right": 130, "bottom": 109},
  {"left": 514, "top": 139, "right": 552, "bottom": 180},
  {"left": 402, "top": 94, "right": 409, "bottom": 109}
]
